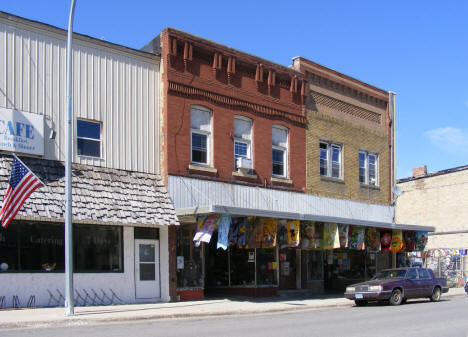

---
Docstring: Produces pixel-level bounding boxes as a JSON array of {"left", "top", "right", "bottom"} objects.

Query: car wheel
[
  {"left": 389, "top": 289, "right": 403, "bottom": 306},
  {"left": 354, "top": 300, "right": 368, "bottom": 307},
  {"left": 401, "top": 298, "right": 407, "bottom": 304},
  {"left": 430, "top": 287, "right": 441, "bottom": 302}
]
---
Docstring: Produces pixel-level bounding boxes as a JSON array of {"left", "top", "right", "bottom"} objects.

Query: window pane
[
  {"left": 192, "top": 133, "right": 207, "bottom": 164},
  {"left": 176, "top": 225, "right": 203, "bottom": 288},
  {"left": 272, "top": 149, "right": 284, "bottom": 176},
  {"left": 368, "top": 154, "right": 377, "bottom": 185},
  {"left": 0, "top": 224, "right": 19, "bottom": 272},
  {"left": 74, "top": 224, "right": 122, "bottom": 272},
  {"left": 234, "top": 142, "right": 248, "bottom": 158},
  {"left": 320, "top": 143, "right": 328, "bottom": 176},
  {"left": 140, "top": 263, "right": 156, "bottom": 281},
  {"left": 272, "top": 126, "right": 288, "bottom": 147},
  {"left": 190, "top": 106, "right": 211, "bottom": 132},
  {"left": 19, "top": 222, "right": 65, "bottom": 271},
  {"left": 256, "top": 248, "right": 277, "bottom": 285},
  {"left": 331, "top": 146, "right": 341, "bottom": 163},
  {"left": 234, "top": 117, "right": 252, "bottom": 140},
  {"left": 331, "top": 146, "right": 341, "bottom": 178},
  {"left": 332, "top": 162, "right": 340, "bottom": 178},
  {"left": 77, "top": 120, "right": 100, "bottom": 139},
  {"left": 139, "top": 244, "right": 155, "bottom": 263},
  {"left": 359, "top": 167, "right": 366, "bottom": 184},
  {"left": 307, "top": 250, "right": 323, "bottom": 280},
  {"left": 320, "top": 158, "right": 328, "bottom": 176},
  {"left": 230, "top": 248, "right": 255, "bottom": 286},
  {"left": 77, "top": 139, "right": 101, "bottom": 157}
]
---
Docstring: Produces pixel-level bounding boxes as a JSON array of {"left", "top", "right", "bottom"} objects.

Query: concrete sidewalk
[{"left": 0, "top": 288, "right": 466, "bottom": 330}]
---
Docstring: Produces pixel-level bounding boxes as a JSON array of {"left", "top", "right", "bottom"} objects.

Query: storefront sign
[
  {"left": 0, "top": 107, "right": 44, "bottom": 156},
  {"left": 248, "top": 251, "right": 255, "bottom": 262}
]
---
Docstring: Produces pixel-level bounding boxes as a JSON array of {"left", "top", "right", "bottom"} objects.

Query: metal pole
[{"left": 65, "top": 0, "right": 77, "bottom": 316}]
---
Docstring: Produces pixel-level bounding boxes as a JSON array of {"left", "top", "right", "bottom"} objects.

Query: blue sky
[{"left": 2, "top": 1, "right": 467, "bottom": 178}]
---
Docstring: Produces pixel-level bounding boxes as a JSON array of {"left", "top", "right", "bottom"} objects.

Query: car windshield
[{"left": 372, "top": 269, "right": 407, "bottom": 280}]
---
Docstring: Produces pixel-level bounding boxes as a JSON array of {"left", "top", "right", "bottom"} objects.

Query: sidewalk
[{"left": 0, "top": 288, "right": 466, "bottom": 330}]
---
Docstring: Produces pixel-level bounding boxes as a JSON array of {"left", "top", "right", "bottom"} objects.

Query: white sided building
[{"left": 0, "top": 11, "right": 178, "bottom": 308}]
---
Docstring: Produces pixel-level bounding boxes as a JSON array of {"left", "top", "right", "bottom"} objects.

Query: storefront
[{"left": 175, "top": 214, "right": 433, "bottom": 299}]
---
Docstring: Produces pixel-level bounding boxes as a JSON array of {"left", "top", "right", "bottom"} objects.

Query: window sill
[
  {"left": 271, "top": 177, "right": 293, "bottom": 185},
  {"left": 188, "top": 164, "right": 218, "bottom": 174},
  {"left": 232, "top": 171, "right": 258, "bottom": 179},
  {"left": 360, "top": 183, "right": 380, "bottom": 190},
  {"left": 320, "top": 176, "right": 345, "bottom": 184}
]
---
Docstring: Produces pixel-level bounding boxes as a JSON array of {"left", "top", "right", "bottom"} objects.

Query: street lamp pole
[{"left": 65, "top": 0, "right": 77, "bottom": 316}]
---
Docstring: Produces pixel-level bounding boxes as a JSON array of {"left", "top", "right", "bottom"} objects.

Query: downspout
[{"left": 388, "top": 92, "right": 396, "bottom": 204}]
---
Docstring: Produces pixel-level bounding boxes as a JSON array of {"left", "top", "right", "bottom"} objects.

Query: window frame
[
  {"left": 233, "top": 116, "right": 252, "bottom": 171},
  {"left": 319, "top": 141, "right": 342, "bottom": 179},
  {"left": 271, "top": 125, "right": 289, "bottom": 178},
  {"left": 359, "top": 151, "right": 379, "bottom": 186},
  {"left": 190, "top": 105, "right": 212, "bottom": 166},
  {"left": 76, "top": 119, "right": 102, "bottom": 159}
]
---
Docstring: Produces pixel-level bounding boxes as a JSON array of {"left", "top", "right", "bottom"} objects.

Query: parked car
[
  {"left": 344, "top": 267, "right": 448, "bottom": 306},
  {"left": 465, "top": 281, "right": 468, "bottom": 295}
]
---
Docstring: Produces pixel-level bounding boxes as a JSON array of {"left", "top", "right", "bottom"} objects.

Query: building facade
[
  {"left": 143, "top": 29, "right": 432, "bottom": 300},
  {"left": 396, "top": 165, "right": 468, "bottom": 287},
  {"left": 0, "top": 12, "right": 178, "bottom": 308}
]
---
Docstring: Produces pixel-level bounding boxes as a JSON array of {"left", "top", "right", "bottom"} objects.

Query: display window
[
  {"left": 230, "top": 248, "right": 255, "bottom": 286},
  {"left": 256, "top": 248, "right": 277, "bottom": 285}
]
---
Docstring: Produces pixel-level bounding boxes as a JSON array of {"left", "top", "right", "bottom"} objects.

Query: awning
[{"left": 176, "top": 204, "right": 435, "bottom": 232}]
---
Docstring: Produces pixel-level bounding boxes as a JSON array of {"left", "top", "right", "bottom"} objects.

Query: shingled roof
[{"left": 0, "top": 154, "right": 179, "bottom": 226}]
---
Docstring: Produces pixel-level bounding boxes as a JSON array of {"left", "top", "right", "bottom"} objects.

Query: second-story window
[
  {"left": 190, "top": 106, "right": 212, "bottom": 165},
  {"left": 77, "top": 119, "right": 101, "bottom": 158},
  {"left": 272, "top": 125, "right": 288, "bottom": 177},
  {"left": 234, "top": 116, "right": 252, "bottom": 170},
  {"left": 359, "top": 151, "right": 378, "bottom": 185},
  {"left": 319, "top": 141, "right": 342, "bottom": 179}
]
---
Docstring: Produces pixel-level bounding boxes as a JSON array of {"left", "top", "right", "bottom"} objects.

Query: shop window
[
  {"left": 272, "top": 125, "right": 288, "bottom": 177},
  {"left": 256, "top": 248, "right": 278, "bottom": 285},
  {"left": 190, "top": 106, "right": 212, "bottom": 165},
  {"left": 332, "top": 250, "right": 366, "bottom": 280},
  {"left": 77, "top": 119, "right": 102, "bottom": 158},
  {"left": 307, "top": 250, "right": 323, "bottom": 280},
  {"left": 0, "top": 222, "right": 123, "bottom": 273},
  {"left": 233, "top": 116, "right": 252, "bottom": 171},
  {"left": 359, "top": 151, "right": 378, "bottom": 185},
  {"left": 73, "top": 224, "right": 123, "bottom": 272},
  {"left": 230, "top": 248, "right": 255, "bottom": 286},
  {"left": 204, "top": 231, "right": 229, "bottom": 288},
  {"left": 176, "top": 225, "right": 203, "bottom": 288},
  {"left": 320, "top": 141, "right": 342, "bottom": 179}
]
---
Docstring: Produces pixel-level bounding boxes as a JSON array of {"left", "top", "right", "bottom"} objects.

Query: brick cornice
[{"left": 168, "top": 81, "right": 307, "bottom": 126}]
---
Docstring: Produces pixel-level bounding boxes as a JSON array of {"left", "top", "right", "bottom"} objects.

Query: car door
[
  {"left": 405, "top": 268, "right": 419, "bottom": 298},
  {"left": 417, "top": 269, "right": 433, "bottom": 297}
]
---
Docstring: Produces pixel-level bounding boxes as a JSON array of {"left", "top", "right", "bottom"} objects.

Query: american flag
[{"left": 0, "top": 155, "right": 43, "bottom": 228}]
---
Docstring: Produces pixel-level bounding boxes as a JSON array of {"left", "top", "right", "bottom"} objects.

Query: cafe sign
[{"left": 0, "top": 107, "right": 44, "bottom": 156}]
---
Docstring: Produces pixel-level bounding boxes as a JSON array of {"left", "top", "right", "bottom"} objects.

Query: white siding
[
  {"left": 0, "top": 19, "right": 160, "bottom": 174},
  {"left": 168, "top": 175, "right": 395, "bottom": 225}
]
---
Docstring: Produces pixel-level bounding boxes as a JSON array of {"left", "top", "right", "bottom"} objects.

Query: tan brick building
[
  {"left": 292, "top": 58, "right": 392, "bottom": 205},
  {"left": 395, "top": 165, "right": 468, "bottom": 286}
]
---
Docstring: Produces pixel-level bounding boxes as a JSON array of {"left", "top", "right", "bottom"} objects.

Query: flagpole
[{"left": 65, "top": 0, "right": 77, "bottom": 316}]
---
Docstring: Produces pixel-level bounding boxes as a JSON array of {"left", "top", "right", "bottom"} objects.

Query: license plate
[{"left": 355, "top": 293, "right": 363, "bottom": 299}]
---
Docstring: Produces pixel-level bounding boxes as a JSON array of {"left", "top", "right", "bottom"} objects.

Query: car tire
[
  {"left": 354, "top": 300, "right": 368, "bottom": 307},
  {"left": 389, "top": 289, "right": 403, "bottom": 306},
  {"left": 430, "top": 287, "right": 441, "bottom": 302},
  {"left": 401, "top": 298, "right": 407, "bottom": 304}
]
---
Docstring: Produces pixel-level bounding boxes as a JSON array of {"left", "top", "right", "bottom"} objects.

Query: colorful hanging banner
[
  {"left": 323, "top": 223, "right": 340, "bottom": 249},
  {"left": 403, "top": 231, "right": 416, "bottom": 252},
  {"left": 229, "top": 217, "right": 247, "bottom": 248},
  {"left": 278, "top": 219, "right": 289, "bottom": 248},
  {"left": 348, "top": 226, "right": 365, "bottom": 250},
  {"left": 216, "top": 215, "right": 231, "bottom": 250},
  {"left": 415, "top": 231, "right": 428, "bottom": 251},
  {"left": 287, "top": 220, "right": 300, "bottom": 247},
  {"left": 301, "top": 221, "right": 322, "bottom": 249},
  {"left": 261, "top": 218, "right": 278, "bottom": 248},
  {"left": 380, "top": 229, "right": 392, "bottom": 251},
  {"left": 246, "top": 217, "right": 262, "bottom": 249},
  {"left": 366, "top": 228, "right": 381, "bottom": 252},
  {"left": 193, "top": 215, "right": 219, "bottom": 247},
  {"left": 338, "top": 224, "right": 349, "bottom": 249},
  {"left": 390, "top": 229, "right": 404, "bottom": 253}
]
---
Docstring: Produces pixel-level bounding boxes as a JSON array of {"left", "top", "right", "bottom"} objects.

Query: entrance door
[
  {"left": 279, "top": 248, "right": 296, "bottom": 289},
  {"left": 135, "top": 239, "right": 160, "bottom": 299}
]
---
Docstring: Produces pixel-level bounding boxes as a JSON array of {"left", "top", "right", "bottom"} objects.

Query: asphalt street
[{"left": 3, "top": 296, "right": 468, "bottom": 337}]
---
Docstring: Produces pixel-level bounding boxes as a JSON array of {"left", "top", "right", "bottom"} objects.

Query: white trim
[
  {"left": 320, "top": 141, "right": 342, "bottom": 180},
  {"left": 76, "top": 119, "right": 102, "bottom": 159},
  {"left": 359, "top": 150, "right": 379, "bottom": 186}
]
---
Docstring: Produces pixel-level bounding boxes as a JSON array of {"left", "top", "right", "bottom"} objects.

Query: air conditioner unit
[{"left": 236, "top": 157, "right": 252, "bottom": 171}]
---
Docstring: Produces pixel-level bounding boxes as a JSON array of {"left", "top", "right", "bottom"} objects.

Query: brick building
[
  {"left": 396, "top": 165, "right": 468, "bottom": 287},
  {"left": 143, "top": 30, "right": 432, "bottom": 300}
]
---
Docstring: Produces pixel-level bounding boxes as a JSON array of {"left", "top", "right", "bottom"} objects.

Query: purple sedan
[{"left": 344, "top": 267, "right": 448, "bottom": 306}]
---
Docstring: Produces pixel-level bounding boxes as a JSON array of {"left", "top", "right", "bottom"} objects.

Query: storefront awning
[
  {"left": 169, "top": 175, "right": 434, "bottom": 232},
  {"left": 176, "top": 205, "right": 435, "bottom": 232}
]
